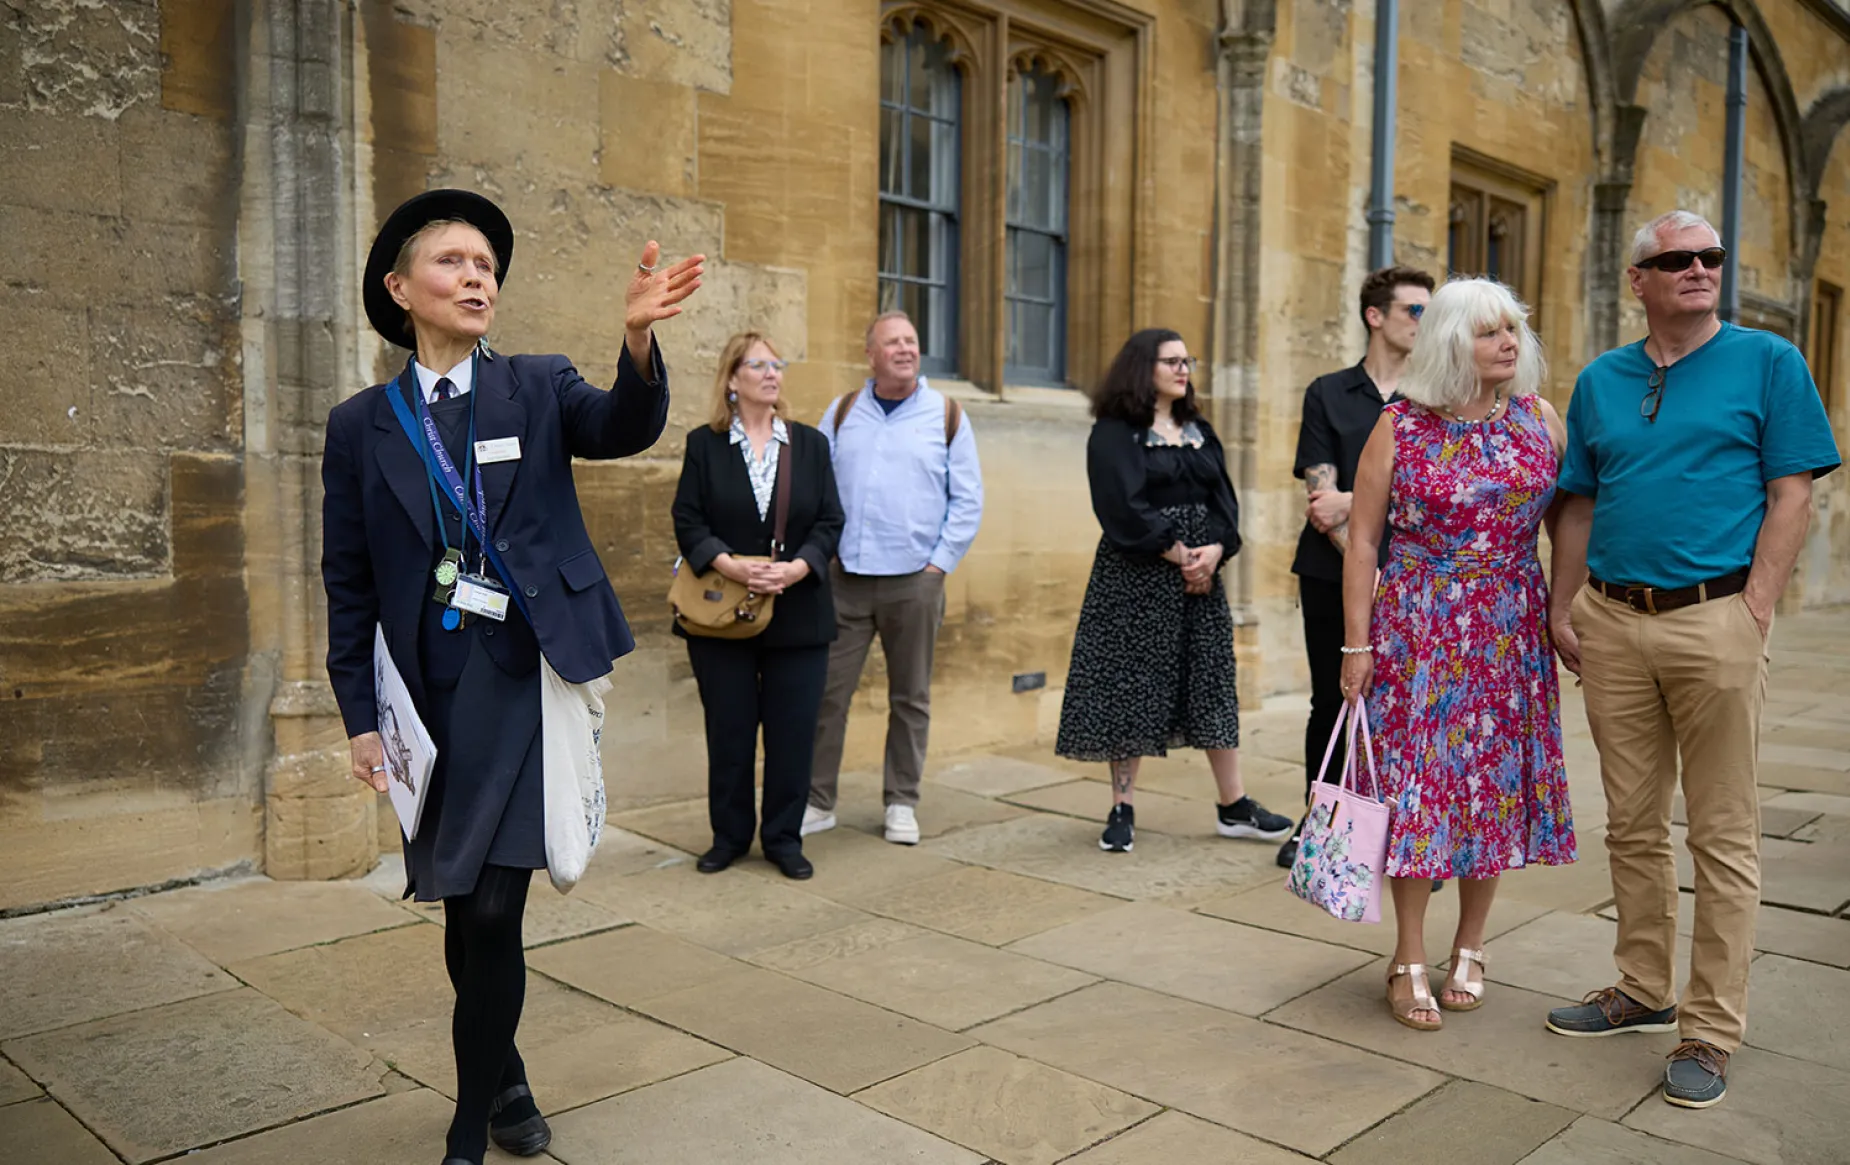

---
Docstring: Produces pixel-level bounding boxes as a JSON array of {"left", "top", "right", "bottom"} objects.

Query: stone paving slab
[
  {"left": 126, "top": 875, "right": 416, "bottom": 964},
  {"left": 925, "top": 814, "right": 1281, "bottom": 903},
  {"left": 972, "top": 982, "right": 1443, "bottom": 1158},
  {"left": 1621, "top": 1046, "right": 1850, "bottom": 1165},
  {"left": 1483, "top": 910, "right": 1693, "bottom": 1002},
  {"left": 1597, "top": 891, "right": 1850, "bottom": 967},
  {"left": 1194, "top": 878, "right": 1552, "bottom": 959},
  {"left": 599, "top": 864, "right": 870, "bottom": 957},
  {"left": 229, "top": 923, "right": 452, "bottom": 1058},
  {"left": 928, "top": 755, "right": 1074, "bottom": 797},
  {"left": 855, "top": 1046, "right": 1157, "bottom": 1165},
  {"left": 1327, "top": 1079, "right": 1576, "bottom": 1165},
  {"left": 547, "top": 1056, "right": 983, "bottom": 1165},
  {"left": 0, "top": 1095, "right": 119, "bottom": 1165},
  {"left": 1674, "top": 828, "right": 1850, "bottom": 914},
  {"left": 400, "top": 882, "right": 634, "bottom": 948},
  {"left": 1266, "top": 966, "right": 1670, "bottom": 1120},
  {"left": 1739, "top": 954, "right": 1850, "bottom": 1071},
  {"left": 860, "top": 864, "right": 1123, "bottom": 946},
  {"left": 633, "top": 964, "right": 973, "bottom": 1093},
  {"left": 3, "top": 988, "right": 383, "bottom": 1163},
  {"left": 1518, "top": 1115, "right": 1746, "bottom": 1164},
  {"left": 746, "top": 917, "right": 930, "bottom": 972},
  {"left": 610, "top": 796, "right": 724, "bottom": 855},
  {"left": 529, "top": 924, "right": 748, "bottom": 1007},
  {"left": 0, "top": 1054, "right": 39, "bottom": 1106},
  {"left": 791, "top": 930, "right": 1096, "bottom": 1031},
  {"left": 1007, "top": 901, "right": 1371, "bottom": 1016},
  {"left": 0, "top": 904, "right": 238, "bottom": 1038},
  {"left": 1498, "top": 839, "right": 1620, "bottom": 914},
  {"left": 738, "top": 822, "right": 960, "bottom": 906},
  {"left": 1759, "top": 790, "right": 1850, "bottom": 818},
  {"left": 180, "top": 1088, "right": 557, "bottom": 1164},
  {"left": 1061, "top": 1110, "right": 1315, "bottom": 1164},
  {"left": 1751, "top": 761, "right": 1850, "bottom": 797},
  {"left": 831, "top": 770, "right": 1032, "bottom": 839}
]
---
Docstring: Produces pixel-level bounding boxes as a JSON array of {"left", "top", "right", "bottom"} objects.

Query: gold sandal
[
  {"left": 1441, "top": 947, "right": 1486, "bottom": 1011},
  {"left": 1386, "top": 963, "right": 1443, "bottom": 1031}
]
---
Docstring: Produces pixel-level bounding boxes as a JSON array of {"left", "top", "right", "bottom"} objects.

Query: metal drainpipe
[
  {"left": 1721, "top": 21, "right": 1747, "bottom": 322},
  {"left": 1367, "top": 0, "right": 1400, "bottom": 270}
]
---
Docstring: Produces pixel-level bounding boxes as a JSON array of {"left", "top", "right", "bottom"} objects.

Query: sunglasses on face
[
  {"left": 1635, "top": 247, "right": 1727, "bottom": 273},
  {"left": 741, "top": 359, "right": 787, "bottom": 373},
  {"left": 1156, "top": 356, "right": 1199, "bottom": 373},
  {"left": 1404, "top": 303, "right": 1426, "bottom": 319}
]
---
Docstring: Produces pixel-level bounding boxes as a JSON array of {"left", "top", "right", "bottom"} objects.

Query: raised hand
[{"left": 626, "top": 241, "right": 705, "bottom": 335}]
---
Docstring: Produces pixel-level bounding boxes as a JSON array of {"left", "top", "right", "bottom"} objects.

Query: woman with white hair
[{"left": 1340, "top": 277, "right": 1577, "bottom": 1032}]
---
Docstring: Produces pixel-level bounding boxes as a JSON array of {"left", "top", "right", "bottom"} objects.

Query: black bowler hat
[{"left": 363, "top": 189, "right": 515, "bottom": 346}]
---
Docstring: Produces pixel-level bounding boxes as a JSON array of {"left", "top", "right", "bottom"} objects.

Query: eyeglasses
[
  {"left": 741, "top": 359, "right": 787, "bottom": 373},
  {"left": 1156, "top": 356, "right": 1199, "bottom": 372},
  {"left": 1405, "top": 303, "right": 1426, "bottom": 320},
  {"left": 1642, "top": 364, "right": 1668, "bottom": 424},
  {"left": 1635, "top": 247, "right": 1727, "bottom": 273}
]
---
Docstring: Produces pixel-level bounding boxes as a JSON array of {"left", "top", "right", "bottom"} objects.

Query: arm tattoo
[
  {"left": 1110, "top": 759, "right": 1135, "bottom": 797},
  {"left": 1305, "top": 463, "right": 1348, "bottom": 554}
]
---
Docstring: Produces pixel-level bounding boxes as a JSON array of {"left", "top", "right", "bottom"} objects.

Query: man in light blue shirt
[{"left": 803, "top": 311, "right": 984, "bottom": 844}]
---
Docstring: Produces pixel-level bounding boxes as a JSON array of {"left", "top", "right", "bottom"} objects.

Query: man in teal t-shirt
[{"left": 1544, "top": 210, "right": 1840, "bottom": 1110}]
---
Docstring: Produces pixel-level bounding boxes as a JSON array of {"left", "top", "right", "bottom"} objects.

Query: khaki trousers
[
  {"left": 1572, "top": 582, "right": 1770, "bottom": 1052},
  {"left": 809, "top": 566, "right": 946, "bottom": 811}
]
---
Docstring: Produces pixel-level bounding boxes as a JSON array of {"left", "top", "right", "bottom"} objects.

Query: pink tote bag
[{"left": 1286, "top": 700, "right": 1390, "bottom": 924}]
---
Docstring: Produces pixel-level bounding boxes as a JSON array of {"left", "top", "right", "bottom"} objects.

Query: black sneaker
[
  {"left": 1663, "top": 1039, "right": 1729, "bottom": 1108},
  {"left": 1275, "top": 819, "right": 1304, "bottom": 868},
  {"left": 1545, "top": 986, "right": 1679, "bottom": 1038},
  {"left": 1099, "top": 804, "right": 1134, "bottom": 852},
  {"left": 1216, "top": 797, "right": 1293, "bottom": 841}
]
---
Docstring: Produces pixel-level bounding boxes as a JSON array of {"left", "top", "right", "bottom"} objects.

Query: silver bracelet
[{"left": 1340, "top": 645, "right": 1373, "bottom": 655}]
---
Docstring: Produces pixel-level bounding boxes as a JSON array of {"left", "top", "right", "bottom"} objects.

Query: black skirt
[
  {"left": 1055, "top": 502, "right": 1241, "bottom": 762},
  {"left": 404, "top": 633, "right": 546, "bottom": 902}
]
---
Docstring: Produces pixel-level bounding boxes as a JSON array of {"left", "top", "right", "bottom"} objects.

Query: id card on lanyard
[{"left": 396, "top": 354, "right": 508, "bottom": 628}]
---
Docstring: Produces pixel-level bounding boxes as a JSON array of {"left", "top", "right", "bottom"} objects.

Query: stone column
[{"left": 242, "top": 0, "right": 376, "bottom": 879}]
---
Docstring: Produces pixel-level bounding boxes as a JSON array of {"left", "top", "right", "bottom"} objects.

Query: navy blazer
[{"left": 322, "top": 345, "right": 667, "bottom": 740}]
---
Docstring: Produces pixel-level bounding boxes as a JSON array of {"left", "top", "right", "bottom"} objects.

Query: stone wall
[{"left": 0, "top": 0, "right": 255, "bottom": 910}]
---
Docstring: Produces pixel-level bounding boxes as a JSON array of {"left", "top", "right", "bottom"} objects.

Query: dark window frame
[
  {"left": 879, "top": 23, "right": 963, "bottom": 377},
  {"left": 1003, "top": 67, "right": 1071, "bottom": 386}
]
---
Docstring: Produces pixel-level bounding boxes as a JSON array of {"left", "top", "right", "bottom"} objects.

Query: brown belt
[{"left": 1588, "top": 571, "right": 1748, "bottom": 615}]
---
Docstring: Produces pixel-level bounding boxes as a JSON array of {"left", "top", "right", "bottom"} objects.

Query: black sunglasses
[
  {"left": 1642, "top": 364, "right": 1668, "bottom": 424},
  {"left": 1635, "top": 247, "right": 1727, "bottom": 273}
]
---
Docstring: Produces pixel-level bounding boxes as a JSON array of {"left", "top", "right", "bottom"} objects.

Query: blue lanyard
[{"left": 397, "top": 355, "right": 488, "bottom": 557}]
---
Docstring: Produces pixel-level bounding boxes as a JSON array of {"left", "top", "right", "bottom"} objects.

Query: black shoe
[
  {"left": 488, "top": 1084, "right": 552, "bottom": 1156},
  {"left": 768, "top": 850, "right": 814, "bottom": 880},
  {"left": 1216, "top": 796, "right": 1294, "bottom": 841},
  {"left": 1099, "top": 803, "right": 1134, "bottom": 852},
  {"left": 1276, "top": 824, "right": 1303, "bottom": 869},
  {"left": 696, "top": 846, "right": 742, "bottom": 874},
  {"left": 1545, "top": 986, "right": 1679, "bottom": 1038}
]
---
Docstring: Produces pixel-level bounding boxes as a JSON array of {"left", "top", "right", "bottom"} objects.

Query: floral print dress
[{"left": 1366, "top": 395, "right": 1577, "bottom": 879}]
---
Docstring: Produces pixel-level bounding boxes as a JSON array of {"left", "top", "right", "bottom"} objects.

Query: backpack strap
[
  {"left": 831, "top": 387, "right": 862, "bottom": 436},
  {"left": 943, "top": 397, "right": 962, "bottom": 445}
]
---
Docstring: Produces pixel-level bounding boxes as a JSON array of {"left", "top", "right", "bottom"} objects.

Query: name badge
[
  {"left": 474, "top": 437, "right": 522, "bottom": 464},
  {"left": 450, "top": 574, "right": 510, "bottom": 621}
]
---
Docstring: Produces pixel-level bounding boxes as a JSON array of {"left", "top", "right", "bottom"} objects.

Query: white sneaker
[
  {"left": 800, "top": 805, "right": 837, "bottom": 837},
  {"left": 884, "top": 804, "right": 921, "bottom": 845}
]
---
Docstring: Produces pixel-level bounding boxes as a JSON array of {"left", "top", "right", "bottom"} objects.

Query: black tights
[{"left": 441, "top": 864, "right": 533, "bottom": 1163}]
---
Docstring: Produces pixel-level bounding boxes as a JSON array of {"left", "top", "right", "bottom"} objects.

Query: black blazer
[
  {"left": 322, "top": 346, "right": 667, "bottom": 739},
  {"left": 671, "top": 421, "right": 843, "bottom": 648}
]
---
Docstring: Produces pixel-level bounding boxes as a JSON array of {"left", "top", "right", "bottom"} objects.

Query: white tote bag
[{"left": 539, "top": 657, "right": 611, "bottom": 893}]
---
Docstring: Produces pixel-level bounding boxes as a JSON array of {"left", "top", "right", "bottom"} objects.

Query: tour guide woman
[{"left": 321, "top": 189, "right": 702, "bottom": 1165}]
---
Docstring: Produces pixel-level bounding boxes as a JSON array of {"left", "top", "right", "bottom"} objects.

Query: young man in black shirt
[{"left": 1279, "top": 265, "right": 1434, "bottom": 868}]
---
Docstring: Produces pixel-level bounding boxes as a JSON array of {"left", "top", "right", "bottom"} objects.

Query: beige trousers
[
  {"left": 808, "top": 566, "right": 946, "bottom": 811},
  {"left": 1572, "top": 582, "right": 1770, "bottom": 1052}
]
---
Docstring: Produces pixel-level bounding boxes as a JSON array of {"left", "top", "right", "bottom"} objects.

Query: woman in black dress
[
  {"left": 671, "top": 332, "right": 843, "bottom": 879},
  {"left": 322, "top": 190, "right": 701, "bottom": 1165},
  {"left": 1056, "top": 328, "right": 1293, "bottom": 853}
]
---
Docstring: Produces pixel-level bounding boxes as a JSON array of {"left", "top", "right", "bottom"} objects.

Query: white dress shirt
[{"left": 412, "top": 354, "right": 475, "bottom": 403}]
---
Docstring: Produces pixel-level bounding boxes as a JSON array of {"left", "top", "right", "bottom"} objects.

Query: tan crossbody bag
[{"left": 669, "top": 438, "right": 792, "bottom": 639}]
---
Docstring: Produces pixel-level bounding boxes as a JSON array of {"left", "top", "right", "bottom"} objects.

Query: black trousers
[
  {"left": 1299, "top": 573, "right": 1350, "bottom": 805},
  {"left": 685, "top": 636, "right": 830, "bottom": 857}
]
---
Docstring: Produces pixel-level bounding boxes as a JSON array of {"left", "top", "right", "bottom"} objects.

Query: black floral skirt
[{"left": 1055, "top": 503, "right": 1241, "bottom": 762}]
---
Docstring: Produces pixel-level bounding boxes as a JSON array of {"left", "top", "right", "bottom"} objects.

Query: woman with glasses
[
  {"left": 1056, "top": 328, "right": 1293, "bottom": 853},
  {"left": 671, "top": 333, "right": 844, "bottom": 879},
  {"left": 1339, "top": 278, "right": 1577, "bottom": 1032}
]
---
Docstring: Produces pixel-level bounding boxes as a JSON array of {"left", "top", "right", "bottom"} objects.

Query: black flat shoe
[
  {"left": 768, "top": 850, "right": 813, "bottom": 880},
  {"left": 488, "top": 1084, "right": 552, "bottom": 1156},
  {"left": 696, "top": 846, "right": 741, "bottom": 874}
]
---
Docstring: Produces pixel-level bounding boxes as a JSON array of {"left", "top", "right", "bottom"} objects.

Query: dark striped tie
[{"left": 434, "top": 376, "right": 457, "bottom": 401}]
